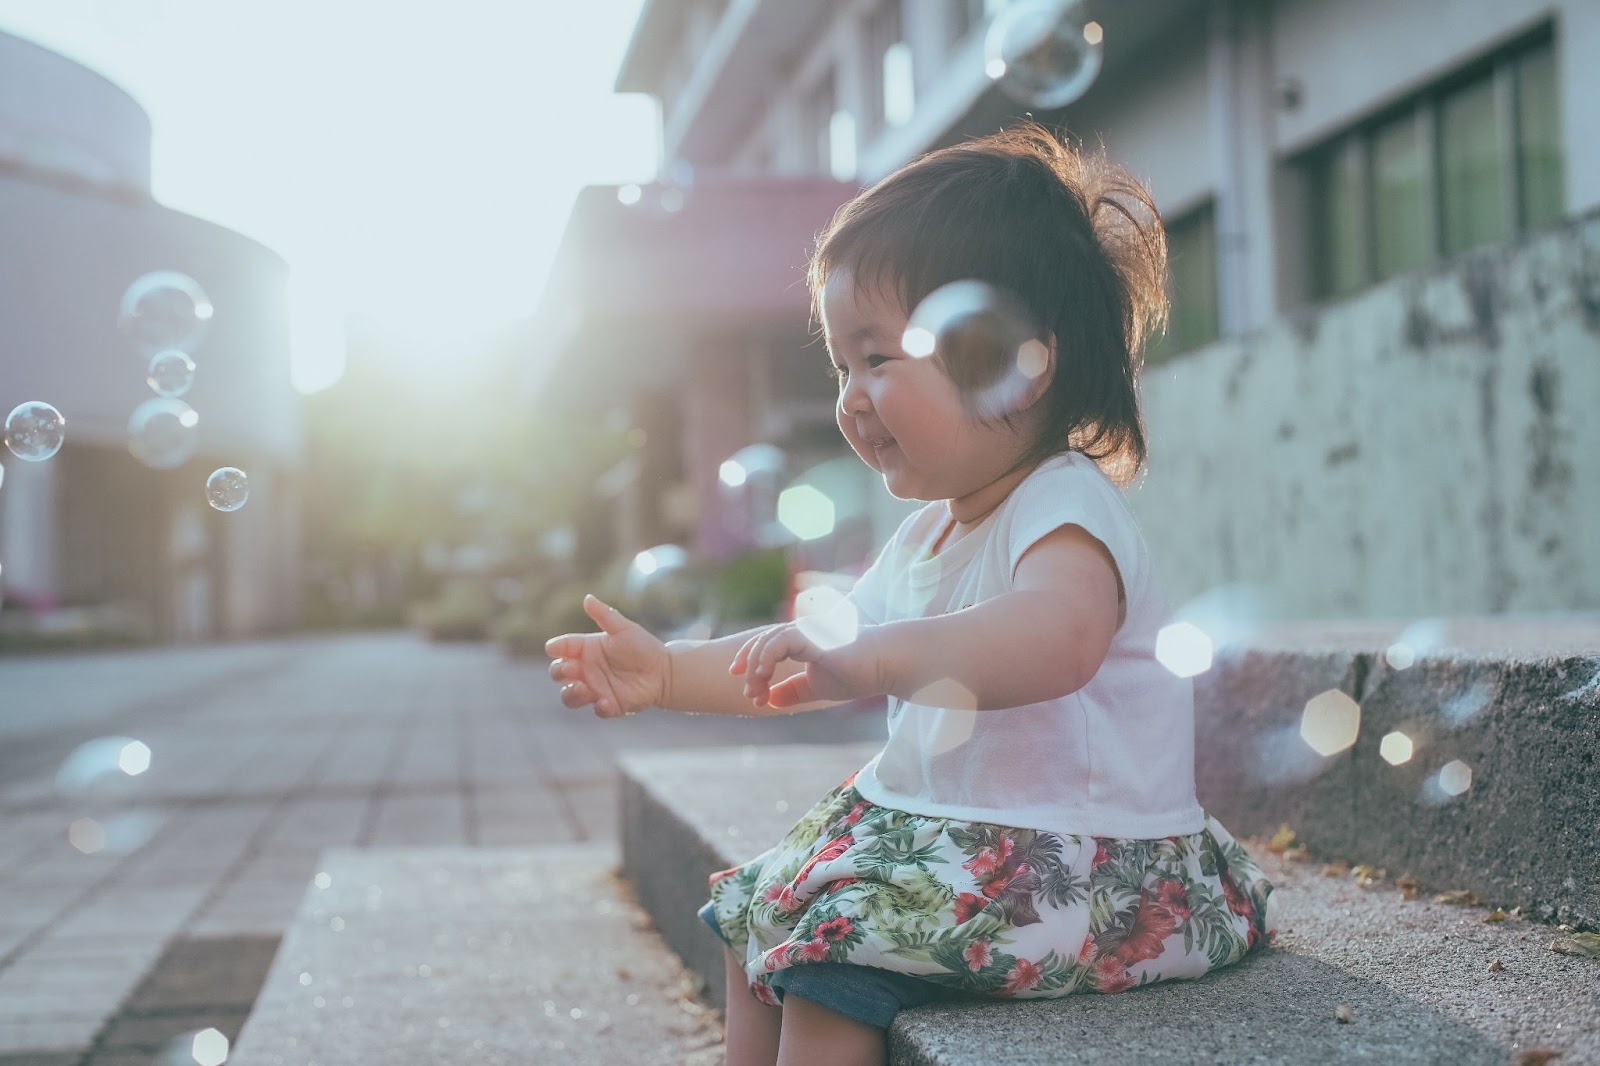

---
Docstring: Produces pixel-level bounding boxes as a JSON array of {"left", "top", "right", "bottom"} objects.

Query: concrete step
[
  {"left": 229, "top": 844, "right": 725, "bottom": 1066},
  {"left": 620, "top": 742, "right": 1600, "bottom": 1065}
]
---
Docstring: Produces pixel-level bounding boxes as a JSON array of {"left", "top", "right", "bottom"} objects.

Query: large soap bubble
[
  {"left": 119, "top": 270, "right": 213, "bottom": 354},
  {"left": 4, "top": 401, "right": 65, "bottom": 461},
  {"left": 904, "top": 280, "right": 1049, "bottom": 419},
  {"left": 128, "top": 397, "right": 200, "bottom": 469},
  {"left": 984, "top": 0, "right": 1103, "bottom": 109}
]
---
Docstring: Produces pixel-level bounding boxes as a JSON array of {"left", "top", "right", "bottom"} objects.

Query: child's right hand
[{"left": 544, "top": 594, "right": 668, "bottom": 719}]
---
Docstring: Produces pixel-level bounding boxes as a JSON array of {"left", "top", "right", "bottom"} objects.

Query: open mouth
[{"left": 864, "top": 435, "right": 896, "bottom": 450}]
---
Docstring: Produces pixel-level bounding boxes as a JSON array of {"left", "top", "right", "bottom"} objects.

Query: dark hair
[{"left": 807, "top": 121, "right": 1168, "bottom": 487}]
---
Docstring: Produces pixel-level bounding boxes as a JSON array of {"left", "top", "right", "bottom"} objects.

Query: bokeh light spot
[
  {"left": 1299, "top": 689, "right": 1361, "bottom": 757},
  {"left": 1379, "top": 731, "right": 1414, "bottom": 765},
  {"left": 794, "top": 585, "right": 859, "bottom": 650},
  {"left": 1155, "top": 621, "right": 1213, "bottom": 678},
  {"left": 117, "top": 740, "right": 151, "bottom": 776},
  {"left": 1438, "top": 760, "right": 1473, "bottom": 796},
  {"left": 901, "top": 326, "right": 935, "bottom": 357},
  {"left": 190, "top": 1027, "right": 229, "bottom": 1066},
  {"left": 777, "top": 484, "right": 836, "bottom": 541},
  {"left": 68, "top": 818, "right": 106, "bottom": 855}
]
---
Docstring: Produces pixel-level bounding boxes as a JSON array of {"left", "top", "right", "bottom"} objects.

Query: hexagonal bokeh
[{"left": 1299, "top": 689, "right": 1361, "bottom": 757}]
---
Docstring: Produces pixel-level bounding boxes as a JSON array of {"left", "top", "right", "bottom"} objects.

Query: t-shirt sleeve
[{"left": 1004, "top": 461, "right": 1143, "bottom": 600}]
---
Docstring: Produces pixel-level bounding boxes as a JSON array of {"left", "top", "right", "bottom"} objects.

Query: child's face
[{"left": 821, "top": 269, "right": 1036, "bottom": 508}]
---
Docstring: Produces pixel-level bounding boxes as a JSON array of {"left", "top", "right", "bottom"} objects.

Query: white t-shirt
[{"left": 846, "top": 451, "right": 1206, "bottom": 839}]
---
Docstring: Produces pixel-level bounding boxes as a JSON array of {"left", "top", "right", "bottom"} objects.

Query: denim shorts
[{"left": 698, "top": 901, "right": 964, "bottom": 1030}]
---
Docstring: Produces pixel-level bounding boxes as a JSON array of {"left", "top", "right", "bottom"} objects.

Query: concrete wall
[{"left": 1132, "top": 210, "right": 1600, "bottom": 620}]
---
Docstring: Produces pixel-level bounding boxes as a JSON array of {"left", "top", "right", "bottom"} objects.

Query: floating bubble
[
  {"left": 1300, "top": 689, "right": 1361, "bottom": 756},
  {"left": 1437, "top": 759, "right": 1473, "bottom": 796},
  {"left": 903, "top": 280, "right": 1048, "bottom": 419},
  {"left": 907, "top": 678, "right": 979, "bottom": 757},
  {"left": 1379, "top": 731, "right": 1415, "bottom": 765},
  {"left": 1168, "top": 582, "right": 1279, "bottom": 653},
  {"left": 146, "top": 350, "right": 196, "bottom": 397},
  {"left": 793, "top": 584, "right": 859, "bottom": 650},
  {"left": 119, "top": 270, "right": 213, "bottom": 354},
  {"left": 128, "top": 397, "right": 199, "bottom": 469},
  {"left": 719, "top": 443, "right": 790, "bottom": 545},
  {"left": 205, "top": 467, "right": 249, "bottom": 512},
  {"left": 55, "top": 736, "right": 161, "bottom": 856},
  {"left": 624, "top": 544, "right": 706, "bottom": 631},
  {"left": 778, "top": 484, "right": 836, "bottom": 541},
  {"left": 5, "top": 401, "right": 65, "bottom": 461},
  {"left": 1385, "top": 618, "right": 1448, "bottom": 669},
  {"left": 984, "top": 0, "right": 1104, "bottom": 109},
  {"left": 1155, "top": 621, "right": 1213, "bottom": 678},
  {"left": 616, "top": 183, "right": 642, "bottom": 206}
]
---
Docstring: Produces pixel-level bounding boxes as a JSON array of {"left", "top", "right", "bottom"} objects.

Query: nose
[{"left": 838, "top": 372, "right": 871, "bottom": 416}]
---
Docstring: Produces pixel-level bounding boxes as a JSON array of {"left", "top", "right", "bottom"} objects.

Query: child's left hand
[{"left": 729, "top": 622, "right": 886, "bottom": 709}]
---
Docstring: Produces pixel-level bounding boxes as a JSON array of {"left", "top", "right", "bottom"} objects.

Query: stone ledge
[
  {"left": 620, "top": 737, "right": 1598, "bottom": 1064},
  {"left": 228, "top": 845, "right": 726, "bottom": 1066}
]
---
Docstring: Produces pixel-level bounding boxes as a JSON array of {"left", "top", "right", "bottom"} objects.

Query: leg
[
  {"left": 722, "top": 946, "right": 782, "bottom": 1066},
  {"left": 776, "top": 991, "right": 887, "bottom": 1066}
]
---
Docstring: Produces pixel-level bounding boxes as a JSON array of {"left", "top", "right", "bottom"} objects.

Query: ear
[{"left": 1016, "top": 334, "right": 1056, "bottom": 410}]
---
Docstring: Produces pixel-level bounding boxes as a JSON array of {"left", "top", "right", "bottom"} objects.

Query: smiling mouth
[{"left": 865, "top": 436, "right": 896, "bottom": 449}]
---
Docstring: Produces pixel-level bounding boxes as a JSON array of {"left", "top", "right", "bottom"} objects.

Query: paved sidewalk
[{"left": 0, "top": 632, "right": 884, "bottom": 1062}]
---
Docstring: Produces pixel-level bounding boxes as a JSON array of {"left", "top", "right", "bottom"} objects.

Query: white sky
[{"left": 0, "top": 0, "right": 660, "bottom": 391}]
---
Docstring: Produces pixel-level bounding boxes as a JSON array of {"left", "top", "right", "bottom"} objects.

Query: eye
[{"left": 865, "top": 354, "right": 892, "bottom": 369}]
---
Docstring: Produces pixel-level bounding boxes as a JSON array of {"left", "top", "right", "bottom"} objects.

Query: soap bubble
[
  {"left": 718, "top": 443, "right": 791, "bottom": 546},
  {"left": 624, "top": 545, "right": 707, "bottom": 632},
  {"left": 56, "top": 736, "right": 162, "bottom": 856},
  {"left": 119, "top": 271, "right": 213, "bottom": 354},
  {"left": 4, "top": 401, "right": 65, "bottom": 461},
  {"left": 205, "top": 467, "right": 249, "bottom": 512},
  {"left": 984, "top": 0, "right": 1104, "bottom": 109},
  {"left": 128, "top": 397, "right": 199, "bottom": 469},
  {"left": 146, "top": 350, "right": 196, "bottom": 397},
  {"left": 904, "top": 280, "right": 1048, "bottom": 419}
]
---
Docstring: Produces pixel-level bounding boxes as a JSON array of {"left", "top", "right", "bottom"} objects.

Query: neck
[{"left": 948, "top": 457, "right": 1037, "bottom": 528}]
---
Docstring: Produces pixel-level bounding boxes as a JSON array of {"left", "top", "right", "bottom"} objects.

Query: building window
[
  {"left": 806, "top": 72, "right": 837, "bottom": 175},
  {"left": 866, "top": 1, "right": 915, "bottom": 135},
  {"left": 1147, "top": 201, "right": 1220, "bottom": 364},
  {"left": 1303, "top": 28, "right": 1562, "bottom": 300}
]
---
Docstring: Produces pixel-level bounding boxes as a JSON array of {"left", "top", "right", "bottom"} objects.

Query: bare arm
[
  {"left": 738, "top": 523, "right": 1122, "bottom": 712},
  {"left": 665, "top": 627, "right": 846, "bottom": 717}
]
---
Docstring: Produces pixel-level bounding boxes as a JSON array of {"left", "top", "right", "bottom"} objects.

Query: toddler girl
[{"left": 546, "top": 122, "right": 1275, "bottom": 1066}]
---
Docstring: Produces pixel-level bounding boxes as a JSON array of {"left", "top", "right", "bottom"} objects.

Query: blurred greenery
[{"left": 300, "top": 318, "right": 631, "bottom": 632}]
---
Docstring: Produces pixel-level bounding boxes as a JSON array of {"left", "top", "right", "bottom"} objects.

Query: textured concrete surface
[
  {"left": 1194, "top": 640, "right": 1600, "bottom": 930},
  {"left": 0, "top": 633, "right": 882, "bottom": 1059},
  {"left": 229, "top": 845, "right": 725, "bottom": 1066},
  {"left": 623, "top": 742, "right": 1600, "bottom": 1065}
]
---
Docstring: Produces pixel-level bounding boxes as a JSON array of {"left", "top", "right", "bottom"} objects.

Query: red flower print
[
  {"left": 842, "top": 770, "right": 859, "bottom": 788},
  {"left": 762, "top": 882, "right": 785, "bottom": 903},
  {"left": 963, "top": 939, "right": 992, "bottom": 972},
  {"left": 1247, "top": 925, "right": 1261, "bottom": 952},
  {"left": 754, "top": 982, "right": 779, "bottom": 1006},
  {"left": 953, "top": 892, "right": 989, "bottom": 924},
  {"left": 1111, "top": 889, "right": 1179, "bottom": 966},
  {"left": 823, "top": 876, "right": 861, "bottom": 895},
  {"left": 709, "top": 867, "right": 738, "bottom": 885},
  {"left": 981, "top": 862, "right": 1030, "bottom": 900},
  {"left": 1152, "top": 877, "right": 1192, "bottom": 921},
  {"left": 1222, "top": 872, "right": 1254, "bottom": 919},
  {"left": 794, "top": 833, "right": 855, "bottom": 884},
  {"left": 1001, "top": 957, "right": 1041, "bottom": 995},
  {"left": 1078, "top": 932, "right": 1099, "bottom": 966},
  {"left": 840, "top": 801, "right": 869, "bottom": 828},
  {"left": 963, "top": 835, "right": 1015, "bottom": 878},
  {"left": 1091, "top": 840, "right": 1110, "bottom": 870},
  {"left": 1090, "top": 955, "right": 1135, "bottom": 993},
  {"left": 776, "top": 885, "right": 799, "bottom": 913},
  {"left": 815, "top": 916, "right": 854, "bottom": 942},
  {"left": 796, "top": 938, "right": 832, "bottom": 962}
]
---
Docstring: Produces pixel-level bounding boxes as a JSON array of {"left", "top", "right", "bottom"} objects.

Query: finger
[
  {"left": 549, "top": 657, "right": 581, "bottom": 684},
  {"left": 741, "top": 631, "right": 777, "bottom": 698},
  {"left": 594, "top": 695, "right": 622, "bottom": 718},
  {"left": 757, "top": 629, "right": 801, "bottom": 680},
  {"left": 729, "top": 634, "right": 759, "bottom": 676},
  {"left": 584, "top": 594, "right": 630, "bottom": 636},
  {"left": 768, "top": 671, "right": 815, "bottom": 709},
  {"left": 545, "top": 635, "right": 580, "bottom": 660},
  {"left": 561, "top": 681, "right": 596, "bottom": 709}
]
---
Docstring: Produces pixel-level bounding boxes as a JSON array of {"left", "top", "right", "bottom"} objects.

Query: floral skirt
[{"left": 702, "top": 769, "right": 1275, "bottom": 1007}]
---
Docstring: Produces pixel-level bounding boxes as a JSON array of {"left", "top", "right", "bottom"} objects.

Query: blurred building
[
  {"left": 0, "top": 31, "right": 301, "bottom": 643},
  {"left": 536, "top": 0, "right": 1600, "bottom": 621}
]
